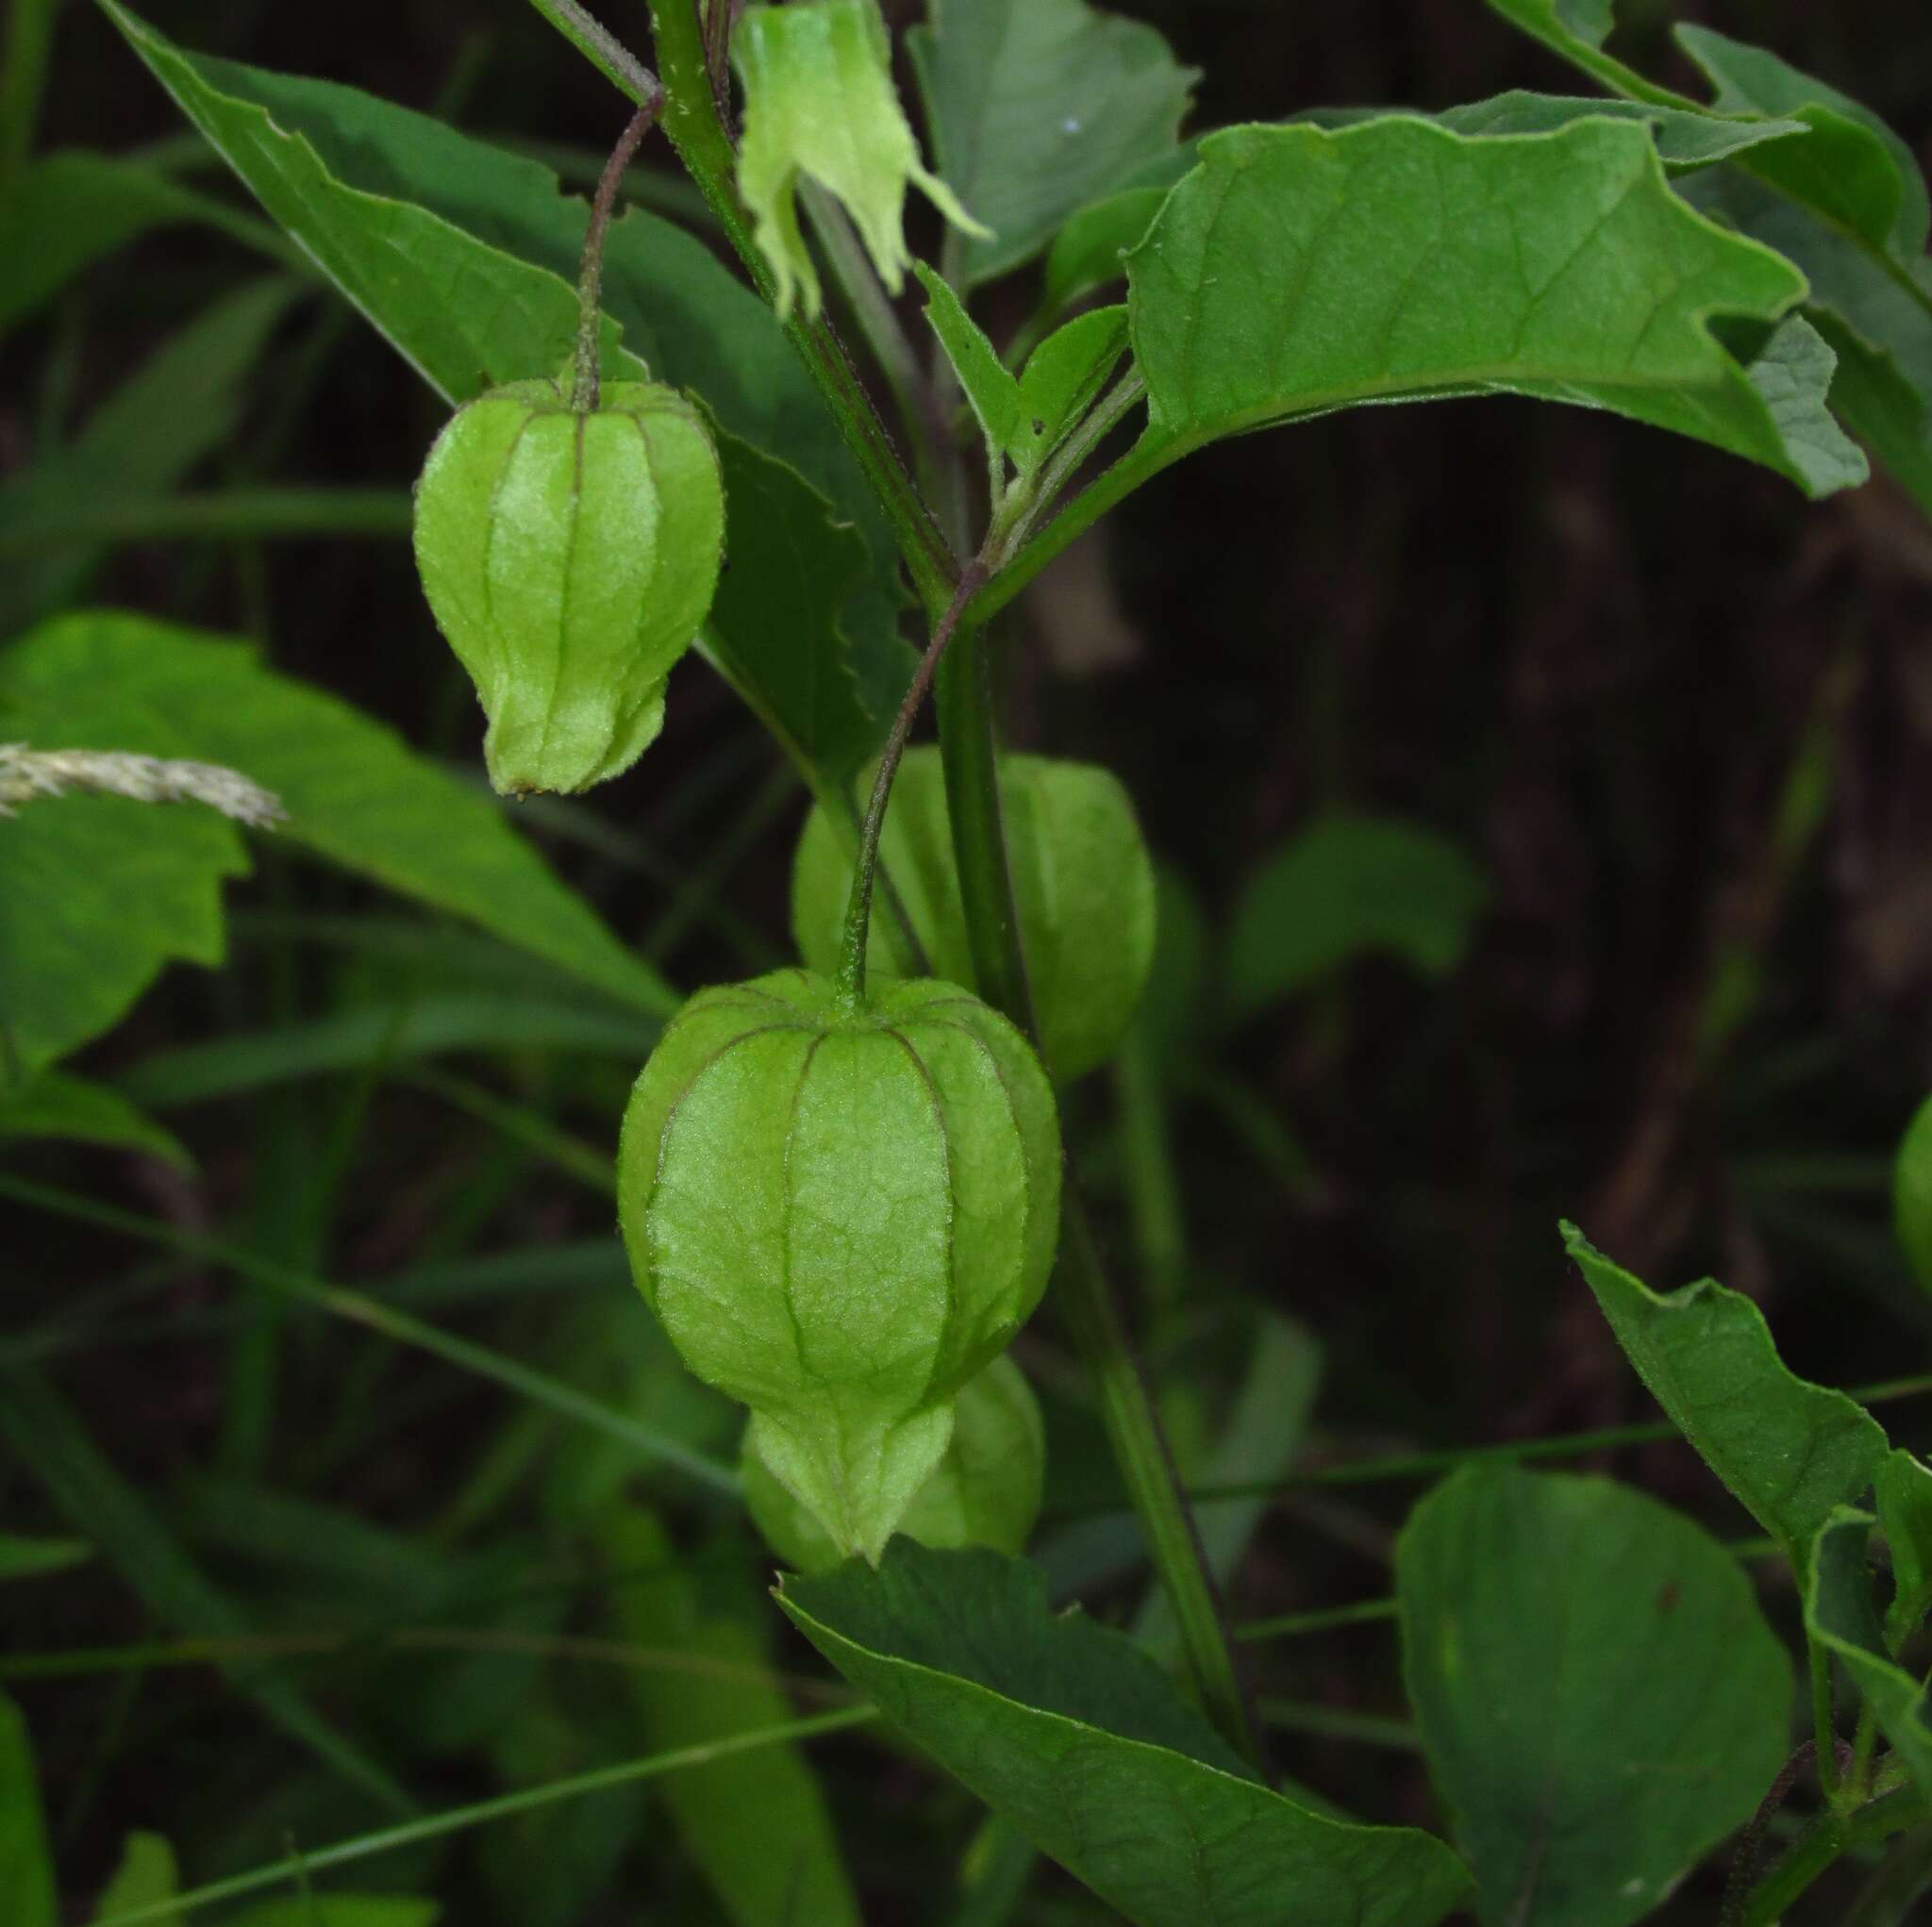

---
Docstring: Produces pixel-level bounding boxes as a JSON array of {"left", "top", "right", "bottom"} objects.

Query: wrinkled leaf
[
  {"left": 1400, "top": 1467, "right": 1790, "bottom": 1927},
  {"left": 910, "top": 0, "right": 1197, "bottom": 287},
  {"left": 1807, "top": 1507, "right": 1932, "bottom": 1799},
  {"left": 1226, "top": 813, "right": 1487, "bottom": 1018},
  {"left": 603, "top": 1506, "right": 861, "bottom": 1927},
  {"left": 1564, "top": 1224, "right": 1888, "bottom": 1573},
  {"left": 0, "top": 612, "right": 674, "bottom": 1015},
  {"left": 0, "top": 1071, "right": 190, "bottom": 1167},
  {"left": 0, "top": 149, "right": 298, "bottom": 335},
  {"left": 0, "top": 1692, "right": 57, "bottom": 1927},
  {"left": 1127, "top": 117, "right": 1866, "bottom": 498},
  {"left": 780, "top": 1541, "right": 1473, "bottom": 1927},
  {"left": 92, "top": 1836, "right": 180, "bottom": 1925}
]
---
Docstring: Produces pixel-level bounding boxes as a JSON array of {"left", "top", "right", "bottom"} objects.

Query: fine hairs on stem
[
  {"left": 573, "top": 97, "right": 662, "bottom": 414},
  {"left": 837, "top": 561, "right": 989, "bottom": 1007}
]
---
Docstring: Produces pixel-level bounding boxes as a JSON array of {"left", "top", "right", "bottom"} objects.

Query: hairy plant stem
[
  {"left": 1740, "top": 1786, "right": 1930, "bottom": 1927},
  {"left": 837, "top": 564, "right": 987, "bottom": 1006},
  {"left": 573, "top": 101, "right": 661, "bottom": 413}
]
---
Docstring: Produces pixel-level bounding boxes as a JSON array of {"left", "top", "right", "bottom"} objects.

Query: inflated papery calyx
[
  {"left": 411, "top": 378, "right": 724, "bottom": 798},
  {"left": 733, "top": 0, "right": 989, "bottom": 319},
  {"left": 742, "top": 1354, "right": 1046, "bottom": 1572},
  {"left": 792, "top": 748, "right": 1158, "bottom": 1080},
  {"left": 620, "top": 969, "right": 1061, "bottom": 1563}
]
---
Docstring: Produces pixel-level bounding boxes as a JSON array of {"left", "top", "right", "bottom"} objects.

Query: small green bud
[
  {"left": 734, "top": 0, "right": 990, "bottom": 320},
  {"left": 619, "top": 969, "right": 1061, "bottom": 1564},
  {"left": 742, "top": 1354, "right": 1045, "bottom": 1572},
  {"left": 791, "top": 749, "right": 1158, "bottom": 1081},
  {"left": 411, "top": 378, "right": 724, "bottom": 798}
]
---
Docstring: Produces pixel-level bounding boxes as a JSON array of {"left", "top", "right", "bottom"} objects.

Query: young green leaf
[
  {"left": 0, "top": 1071, "right": 191, "bottom": 1168},
  {"left": 91, "top": 1836, "right": 181, "bottom": 1926},
  {"left": 1563, "top": 1224, "right": 1889, "bottom": 1573},
  {"left": 1399, "top": 1467, "right": 1790, "bottom": 1927},
  {"left": 914, "top": 263, "right": 1029, "bottom": 458},
  {"left": 600, "top": 1505, "right": 863, "bottom": 1926},
  {"left": 1225, "top": 814, "right": 1487, "bottom": 1020},
  {"left": 909, "top": 0, "right": 1197, "bottom": 287},
  {"left": 1807, "top": 1507, "right": 1932, "bottom": 1798},
  {"left": 1877, "top": 1450, "right": 1932, "bottom": 1653},
  {"left": 779, "top": 1542, "right": 1473, "bottom": 1927},
  {"left": 1126, "top": 117, "right": 1866, "bottom": 497},
  {"left": 0, "top": 1691, "right": 58, "bottom": 1927},
  {"left": 1044, "top": 186, "right": 1172, "bottom": 313},
  {"left": 0, "top": 613, "right": 675, "bottom": 1016}
]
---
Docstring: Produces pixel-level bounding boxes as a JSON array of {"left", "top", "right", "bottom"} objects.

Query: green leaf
[
  {"left": 1563, "top": 1224, "right": 1889, "bottom": 1573},
  {"left": 915, "top": 267, "right": 1129, "bottom": 484},
  {"left": 602, "top": 1506, "right": 862, "bottom": 1927},
  {"left": 1807, "top": 1506, "right": 1932, "bottom": 1798},
  {"left": 1017, "top": 307, "right": 1131, "bottom": 473},
  {"left": 1399, "top": 1466, "right": 1790, "bottom": 1927},
  {"left": 0, "top": 1691, "right": 57, "bottom": 1927},
  {"left": 1480, "top": 1, "right": 1685, "bottom": 108},
  {"left": 0, "top": 1071, "right": 190, "bottom": 1167},
  {"left": 99, "top": 0, "right": 910, "bottom": 757},
  {"left": 1877, "top": 1450, "right": 1932, "bottom": 1652},
  {"left": 1225, "top": 814, "right": 1487, "bottom": 1019},
  {"left": 1407, "top": 92, "right": 1810, "bottom": 171},
  {"left": 1044, "top": 186, "right": 1173, "bottom": 313},
  {"left": 703, "top": 432, "right": 889, "bottom": 784},
  {"left": 0, "top": 1366, "right": 414, "bottom": 1815},
  {"left": 779, "top": 1541, "right": 1473, "bottom": 1927},
  {"left": 0, "top": 612, "right": 674, "bottom": 1016},
  {"left": 0, "top": 695, "right": 246, "bottom": 1087},
  {"left": 0, "top": 1530, "right": 94, "bottom": 1580},
  {"left": 910, "top": 0, "right": 1198, "bottom": 287},
  {"left": 0, "top": 150, "right": 298, "bottom": 336},
  {"left": 1127, "top": 117, "right": 1867, "bottom": 498},
  {"left": 1674, "top": 25, "right": 1929, "bottom": 263},
  {"left": 0, "top": 276, "right": 300, "bottom": 634},
  {"left": 1894, "top": 1092, "right": 1932, "bottom": 1292},
  {"left": 92, "top": 1836, "right": 181, "bottom": 1926}
]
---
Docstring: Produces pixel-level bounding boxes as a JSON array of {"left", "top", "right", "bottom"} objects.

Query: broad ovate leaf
[
  {"left": 909, "top": 0, "right": 1197, "bottom": 287},
  {"left": 1126, "top": 117, "right": 1866, "bottom": 498},
  {"left": 782, "top": 1542, "right": 1473, "bottom": 1927},
  {"left": 1564, "top": 1225, "right": 1887, "bottom": 1574},
  {"left": 1400, "top": 1467, "right": 1790, "bottom": 1927}
]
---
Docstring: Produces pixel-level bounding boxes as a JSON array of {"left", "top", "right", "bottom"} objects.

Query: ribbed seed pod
[
  {"left": 619, "top": 969, "right": 1061, "bottom": 1563},
  {"left": 742, "top": 1354, "right": 1046, "bottom": 1573},
  {"left": 791, "top": 749, "right": 1158, "bottom": 1080},
  {"left": 411, "top": 377, "right": 724, "bottom": 798}
]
